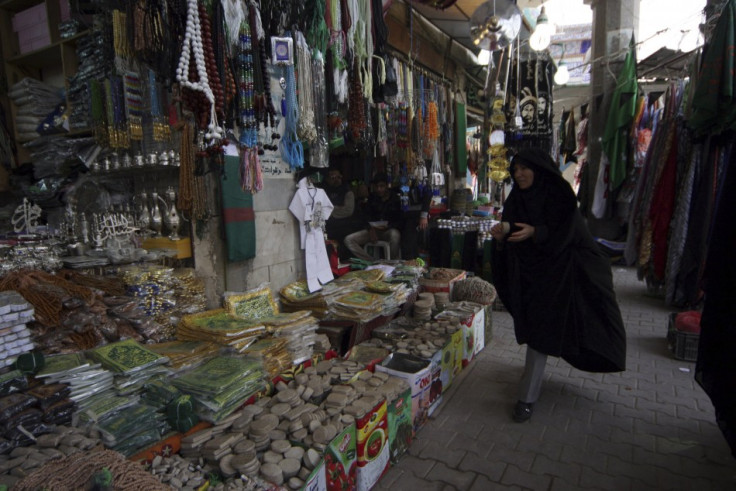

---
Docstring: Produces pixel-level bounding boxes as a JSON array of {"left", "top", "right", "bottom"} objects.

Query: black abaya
[{"left": 491, "top": 148, "right": 627, "bottom": 373}]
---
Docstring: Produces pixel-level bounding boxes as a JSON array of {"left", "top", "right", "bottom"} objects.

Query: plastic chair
[{"left": 364, "top": 241, "right": 391, "bottom": 260}]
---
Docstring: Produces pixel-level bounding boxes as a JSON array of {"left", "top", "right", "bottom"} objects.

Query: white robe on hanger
[{"left": 289, "top": 177, "right": 335, "bottom": 292}]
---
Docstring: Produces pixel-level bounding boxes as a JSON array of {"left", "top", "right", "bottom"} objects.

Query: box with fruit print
[
  {"left": 461, "top": 307, "right": 486, "bottom": 367},
  {"left": 299, "top": 458, "right": 327, "bottom": 491},
  {"left": 375, "top": 353, "right": 431, "bottom": 433},
  {"left": 356, "top": 398, "right": 390, "bottom": 491},
  {"left": 387, "top": 386, "right": 412, "bottom": 464},
  {"left": 324, "top": 422, "right": 357, "bottom": 491}
]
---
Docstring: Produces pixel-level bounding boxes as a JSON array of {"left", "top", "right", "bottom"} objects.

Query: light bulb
[
  {"left": 477, "top": 49, "right": 491, "bottom": 65},
  {"left": 529, "top": 29, "right": 551, "bottom": 51},
  {"left": 554, "top": 64, "right": 570, "bottom": 85}
]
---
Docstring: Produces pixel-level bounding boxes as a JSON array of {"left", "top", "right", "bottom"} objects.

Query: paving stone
[
  {"left": 458, "top": 451, "right": 505, "bottom": 481},
  {"left": 390, "top": 454, "right": 435, "bottom": 479},
  {"left": 417, "top": 441, "right": 466, "bottom": 468},
  {"left": 500, "top": 463, "right": 552, "bottom": 490},
  {"left": 425, "top": 462, "right": 476, "bottom": 490}
]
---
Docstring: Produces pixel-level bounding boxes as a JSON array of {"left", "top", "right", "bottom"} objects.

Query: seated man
[
  {"left": 321, "top": 166, "right": 363, "bottom": 260},
  {"left": 344, "top": 172, "right": 402, "bottom": 260}
]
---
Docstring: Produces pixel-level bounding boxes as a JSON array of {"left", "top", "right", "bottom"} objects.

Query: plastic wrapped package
[
  {"left": 0, "top": 393, "right": 37, "bottom": 421},
  {"left": 0, "top": 370, "right": 28, "bottom": 395}
]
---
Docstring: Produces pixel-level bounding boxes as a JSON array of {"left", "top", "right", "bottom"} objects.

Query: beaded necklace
[
  {"left": 149, "top": 70, "right": 170, "bottom": 142},
  {"left": 175, "top": 0, "right": 223, "bottom": 140},
  {"left": 306, "top": 0, "right": 328, "bottom": 58},
  {"left": 327, "top": 0, "right": 347, "bottom": 103},
  {"left": 123, "top": 72, "right": 144, "bottom": 141},
  {"left": 347, "top": 58, "right": 366, "bottom": 142},
  {"left": 238, "top": 20, "right": 257, "bottom": 148},
  {"left": 280, "top": 50, "right": 304, "bottom": 169},
  {"left": 112, "top": 10, "right": 131, "bottom": 59},
  {"left": 311, "top": 53, "right": 329, "bottom": 167},
  {"left": 295, "top": 32, "right": 316, "bottom": 144}
]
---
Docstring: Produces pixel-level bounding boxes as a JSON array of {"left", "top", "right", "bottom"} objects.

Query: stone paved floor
[{"left": 374, "top": 266, "right": 736, "bottom": 490}]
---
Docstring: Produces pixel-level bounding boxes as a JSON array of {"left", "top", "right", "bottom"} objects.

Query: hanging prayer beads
[
  {"left": 280, "top": 57, "right": 304, "bottom": 169},
  {"left": 90, "top": 80, "right": 108, "bottom": 147},
  {"left": 124, "top": 72, "right": 144, "bottom": 141},
  {"left": 295, "top": 32, "right": 317, "bottom": 144},
  {"left": 149, "top": 70, "right": 170, "bottom": 142},
  {"left": 175, "top": 0, "right": 224, "bottom": 140}
]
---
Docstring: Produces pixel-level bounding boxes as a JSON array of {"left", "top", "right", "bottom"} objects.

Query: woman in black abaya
[{"left": 491, "top": 148, "right": 626, "bottom": 422}]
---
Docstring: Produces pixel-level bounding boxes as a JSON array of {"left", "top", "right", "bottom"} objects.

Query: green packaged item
[
  {"left": 86, "top": 339, "right": 169, "bottom": 374},
  {"left": 14, "top": 351, "right": 45, "bottom": 374}
]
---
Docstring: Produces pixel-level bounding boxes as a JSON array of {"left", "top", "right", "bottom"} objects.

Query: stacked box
[
  {"left": 0, "top": 291, "right": 35, "bottom": 368},
  {"left": 12, "top": 3, "right": 51, "bottom": 54}
]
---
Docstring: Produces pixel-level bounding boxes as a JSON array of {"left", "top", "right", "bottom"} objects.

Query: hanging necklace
[
  {"left": 295, "top": 32, "right": 317, "bottom": 144},
  {"left": 175, "top": 0, "right": 223, "bottom": 140}
]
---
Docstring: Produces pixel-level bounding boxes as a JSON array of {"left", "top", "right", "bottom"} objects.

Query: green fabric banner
[
  {"left": 221, "top": 155, "right": 256, "bottom": 261},
  {"left": 455, "top": 102, "right": 467, "bottom": 174}
]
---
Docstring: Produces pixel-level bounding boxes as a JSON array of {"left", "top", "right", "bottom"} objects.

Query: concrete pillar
[{"left": 584, "top": 0, "right": 639, "bottom": 239}]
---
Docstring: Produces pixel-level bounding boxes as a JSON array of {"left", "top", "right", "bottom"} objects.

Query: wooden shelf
[
  {"left": 0, "top": 0, "right": 44, "bottom": 14},
  {"left": 6, "top": 42, "right": 61, "bottom": 68}
]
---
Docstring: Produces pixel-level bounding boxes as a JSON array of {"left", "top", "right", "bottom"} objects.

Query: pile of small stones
[
  {"left": 360, "top": 320, "right": 462, "bottom": 358},
  {"left": 0, "top": 425, "right": 103, "bottom": 488}
]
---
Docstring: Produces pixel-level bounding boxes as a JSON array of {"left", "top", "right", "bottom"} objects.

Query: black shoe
[{"left": 512, "top": 401, "right": 534, "bottom": 422}]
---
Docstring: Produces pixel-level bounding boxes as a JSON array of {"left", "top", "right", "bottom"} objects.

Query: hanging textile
[
  {"left": 506, "top": 58, "right": 554, "bottom": 139},
  {"left": 593, "top": 37, "right": 638, "bottom": 218},
  {"left": 455, "top": 102, "right": 467, "bottom": 174},
  {"left": 689, "top": 0, "right": 736, "bottom": 136},
  {"left": 221, "top": 155, "right": 256, "bottom": 261},
  {"left": 288, "top": 177, "right": 335, "bottom": 292},
  {"left": 695, "top": 134, "right": 736, "bottom": 458}
]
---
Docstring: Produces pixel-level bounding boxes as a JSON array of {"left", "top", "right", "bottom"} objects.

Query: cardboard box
[
  {"left": 324, "top": 423, "right": 357, "bottom": 491},
  {"left": 12, "top": 3, "right": 47, "bottom": 32},
  {"left": 448, "top": 327, "right": 464, "bottom": 385},
  {"left": 355, "top": 399, "right": 389, "bottom": 491},
  {"left": 375, "top": 353, "right": 431, "bottom": 433},
  {"left": 423, "top": 348, "right": 444, "bottom": 416},
  {"left": 301, "top": 458, "right": 327, "bottom": 491},
  {"left": 461, "top": 306, "right": 486, "bottom": 367},
  {"left": 386, "top": 386, "right": 412, "bottom": 464}
]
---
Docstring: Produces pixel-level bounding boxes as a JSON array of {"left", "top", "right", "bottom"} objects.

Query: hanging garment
[
  {"left": 695, "top": 136, "right": 736, "bottom": 458},
  {"left": 289, "top": 177, "right": 335, "bottom": 292}
]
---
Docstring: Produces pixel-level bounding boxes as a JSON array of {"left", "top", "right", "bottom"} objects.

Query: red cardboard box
[
  {"left": 355, "top": 399, "right": 390, "bottom": 491},
  {"left": 325, "top": 423, "right": 357, "bottom": 491}
]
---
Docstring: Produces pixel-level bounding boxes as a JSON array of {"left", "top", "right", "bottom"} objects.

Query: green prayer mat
[{"left": 221, "top": 154, "right": 256, "bottom": 261}]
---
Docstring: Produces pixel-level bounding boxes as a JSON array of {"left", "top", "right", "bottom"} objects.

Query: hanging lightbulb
[
  {"left": 529, "top": 6, "right": 555, "bottom": 52},
  {"left": 477, "top": 49, "right": 491, "bottom": 65},
  {"left": 554, "top": 62, "right": 570, "bottom": 85}
]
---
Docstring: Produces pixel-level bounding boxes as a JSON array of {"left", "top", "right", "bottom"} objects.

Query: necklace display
[
  {"left": 176, "top": 0, "right": 224, "bottom": 140},
  {"left": 90, "top": 79, "right": 109, "bottom": 147},
  {"left": 149, "top": 70, "right": 171, "bottom": 142},
  {"left": 123, "top": 72, "right": 144, "bottom": 141},
  {"left": 295, "top": 32, "right": 317, "bottom": 145},
  {"left": 280, "top": 54, "right": 304, "bottom": 170},
  {"left": 238, "top": 19, "right": 263, "bottom": 193}
]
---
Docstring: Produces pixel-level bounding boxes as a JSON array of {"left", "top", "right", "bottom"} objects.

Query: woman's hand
[
  {"left": 507, "top": 223, "right": 535, "bottom": 242},
  {"left": 490, "top": 222, "right": 509, "bottom": 241},
  {"left": 418, "top": 216, "right": 428, "bottom": 230}
]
